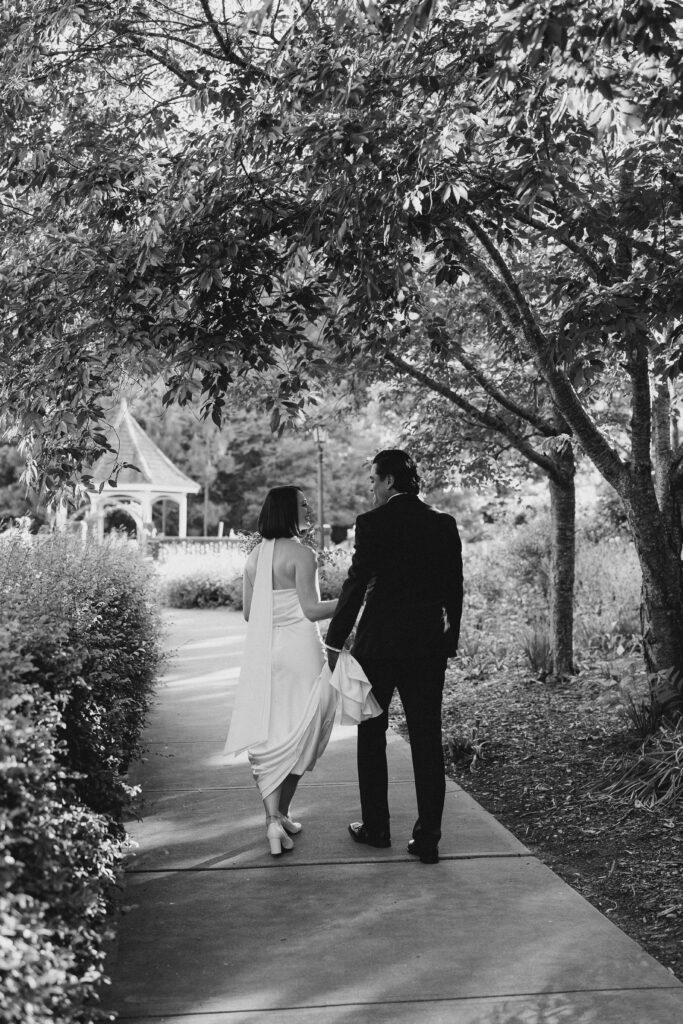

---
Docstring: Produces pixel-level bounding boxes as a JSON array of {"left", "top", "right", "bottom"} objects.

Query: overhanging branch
[
  {"left": 459, "top": 218, "right": 627, "bottom": 490},
  {"left": 384, "top": 349, "right": 563, "bottom": 481}
]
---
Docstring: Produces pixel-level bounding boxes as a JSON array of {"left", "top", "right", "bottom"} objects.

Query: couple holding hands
[{"left": 224, "top": 449, "right": 463, "bottom": 865}]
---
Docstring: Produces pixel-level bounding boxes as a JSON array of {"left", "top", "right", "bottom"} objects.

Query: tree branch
[
  {"left": 449, "top": 341, "right": 556, "bottom": 437},
  {"left": 196, "top": 0, "right": 253, "bottom": 71},
  {"left": 384, "top": 349, "right": 563, "bottom": 481},
  {"left": 109, "top": 22, "right": 205, "bottom": 90},
  {"left": 458, "top": 217, "right": 628, "bottom": 490},
  {"left": 510, "top": 208, "right": 602, "bottom": 280}
]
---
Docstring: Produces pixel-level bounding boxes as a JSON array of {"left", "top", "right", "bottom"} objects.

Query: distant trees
[{"left": 128, "top": 381, "right": 393, "bottom": 534}]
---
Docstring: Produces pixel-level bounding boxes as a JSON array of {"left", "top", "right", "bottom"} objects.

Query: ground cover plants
[{"left": 0, "top": 530, "right": 162, "bottom": 1023}]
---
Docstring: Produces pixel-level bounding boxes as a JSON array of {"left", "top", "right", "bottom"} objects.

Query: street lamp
[{"left": 313, "top": 426, "right": 326, "bottom": 550}]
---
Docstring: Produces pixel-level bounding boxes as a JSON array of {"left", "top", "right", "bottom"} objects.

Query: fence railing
[{"left": 147, "top": 536, "right": 245, "bottom": 561}]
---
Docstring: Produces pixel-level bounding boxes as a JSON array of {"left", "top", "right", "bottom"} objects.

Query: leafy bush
[
  {"left": 1, "top": 687, "right": 124, "bottom": 1024},
  {"left": 574, "top": 537, "right": 641, "bottom": 657},
  {"left": 0, "top": 532, "right": 161, "bottom": 815},
  {"left": 156, "top": 541, "right": 352, "bottom": 608},
  {"left": 318, "top": 546, "right": 352, "bottom": 599},
  {"left": 581, "top": 486, "right": 630, "bottom": 543},
  {"left": 0, "top": 530, "right": 161, "bottom": 1023},
  {"left": 459, "top": 519, "right": 641, "bottom": 680},
  {"left": 443, "top": 718, "right": 489, "bottom": 772},
  {"left": 155, "top": 547, "right": 246, "bottom": 609},
  {"left": 504, "top": 516, "right": 551, "bottom": 598}
]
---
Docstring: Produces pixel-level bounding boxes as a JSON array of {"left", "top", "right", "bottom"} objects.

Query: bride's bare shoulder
[{"left": 290, "top": 541, "right": 316, "bottom": 566}]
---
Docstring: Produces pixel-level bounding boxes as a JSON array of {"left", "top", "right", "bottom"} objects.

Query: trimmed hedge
[
  {"left": 0, "top": 531, "right": 162, "bottom": 1024},
  {"left": 155, "top": 547, "right": 247, "bottom": 609},
  {"left": 157, "top": 539, "right": 352, "bottom": 610}
]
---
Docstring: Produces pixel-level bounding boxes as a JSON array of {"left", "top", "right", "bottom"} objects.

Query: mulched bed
[{"left": 391, "top": 659, "right": 683, "bottom": 980}]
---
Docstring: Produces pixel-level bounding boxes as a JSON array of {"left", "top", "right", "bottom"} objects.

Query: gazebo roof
[{"left": 91, "top": 399, "right": 200, "bottom": 494}]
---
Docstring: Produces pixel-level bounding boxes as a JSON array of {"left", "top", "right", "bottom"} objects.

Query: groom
[{"left": 325, "top": 449, "right": 463, "bottom": 864}]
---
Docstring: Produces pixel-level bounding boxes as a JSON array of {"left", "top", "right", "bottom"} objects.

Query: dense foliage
[
  {"left": 0, "top": 531, "right": 162, "bottom": 1023},
  {"left": 1, "top": 0, "right": 681, "bottom": 705}
]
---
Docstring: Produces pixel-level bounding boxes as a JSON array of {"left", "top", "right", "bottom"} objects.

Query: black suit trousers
[{"left": 356, "top": 655, "right": 447, "bottom": 846}]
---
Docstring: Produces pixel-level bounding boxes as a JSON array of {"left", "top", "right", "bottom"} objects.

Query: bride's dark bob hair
[{"left": 258, "top": 485, "right": 304, "bottom": 539}]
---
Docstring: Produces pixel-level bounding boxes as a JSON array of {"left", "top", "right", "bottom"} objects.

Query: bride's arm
[{"left": 295, "top": 546, "right": 338, "bottom": 622}]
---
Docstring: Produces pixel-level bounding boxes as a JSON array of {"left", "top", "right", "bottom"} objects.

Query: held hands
[
  {"left": 444, "top": 627, "right": 459, "bottom": 659},
  {"left": 326, "top": 646, "right": 340, "bottom": 671}
]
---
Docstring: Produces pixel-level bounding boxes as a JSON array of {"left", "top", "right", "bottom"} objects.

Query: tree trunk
[
  {"left": 548, "top": 454, "right": 575, "bottom": 676},
  {"left": 461, "top": 230, "right": 683, "bottom": 709},
  {"left": 623, "top": 382, "right": 683, "bottom": 714},
  {"left": 624, "top": 345, "right": 683, "bottom": 714},
  {"left": 622, "top": 493, "right": 683, "bottom": 713}
]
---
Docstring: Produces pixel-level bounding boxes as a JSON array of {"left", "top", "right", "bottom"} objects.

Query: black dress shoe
[
  {"left": 407, "top": 839, "right": 439, "bottom": 864},
  {"left": 348, "top": 821, "right": 391, "bottom": 848}
]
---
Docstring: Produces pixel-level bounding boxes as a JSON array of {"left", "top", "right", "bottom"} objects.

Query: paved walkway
[{"left": 106, "top": 609, "right": 683, "bottom": 1023}]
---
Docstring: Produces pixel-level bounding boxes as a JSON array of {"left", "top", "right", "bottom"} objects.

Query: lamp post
[{"left": 314, "top": 426, "right": 326, "bottom": 550}]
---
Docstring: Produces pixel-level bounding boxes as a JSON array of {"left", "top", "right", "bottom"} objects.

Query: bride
[{"left": 224, "top": 486, "right": 338, "bottom": 856}]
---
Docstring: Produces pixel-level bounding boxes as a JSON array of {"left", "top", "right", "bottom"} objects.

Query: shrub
[
  {"left": 156, "top": 548, "right": 246, "bottom": 609},
  {"left": 622, "top": 695, "right": 663, "bottom": 739},
  {"left": 458, "top": 532, "right": 545, "bottom": 679},
  {"left": 504, "top": 516, "right": 552, "bottom": 598},
  {"left": 318, "top": 547, "right": 352, "bottom": 599},
  {"left": 0, "top": 530, "right": 162, "bottom": 1023},
  {"left": 1, "top": 686, "right": 124, "bottom": 1024},
  {"left": 604, "top": 720, "right": 683, "bottom": 808},
  {"left": 458, "top": 517, "right": 642, "bottom": 678},
  {"left": 444, "top": 718, "right": 489, "bottom": 772},
  {"left": 0, "top": 532, "right": 161, "bottom": 815},
  {"left": 574, "top": 537, "right": 641, "bottom": 657},
  {"left": 522, "top": 627, "right": 553, "bottom": 678},
  {"left": 156, "top": 541, "right": 351, "bottom": 608}
]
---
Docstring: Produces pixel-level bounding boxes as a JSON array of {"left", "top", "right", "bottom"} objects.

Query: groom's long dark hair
[{"left": 373, "top": 450, "right": 420, "bottom": 496}]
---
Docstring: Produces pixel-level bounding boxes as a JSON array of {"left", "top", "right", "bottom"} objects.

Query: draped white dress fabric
[{"left": 224, "top": 539, "right": 337, "bottom": 798}]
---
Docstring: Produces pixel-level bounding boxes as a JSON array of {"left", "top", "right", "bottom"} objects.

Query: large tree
[
  {"left": 379, "top": 295, "right": 578, "bottom": 676},
  {"left": 2, "top": 1, "right": 683, "bottom": 707}
]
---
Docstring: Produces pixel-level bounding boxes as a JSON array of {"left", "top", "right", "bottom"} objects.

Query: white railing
[{"left": 148, "top": 536, "right": 246, "bottom": 561}]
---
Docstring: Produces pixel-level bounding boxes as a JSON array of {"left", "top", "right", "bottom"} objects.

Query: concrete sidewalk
[{"left": 106, "top": 609, "right": 683, "bottom": 1023}]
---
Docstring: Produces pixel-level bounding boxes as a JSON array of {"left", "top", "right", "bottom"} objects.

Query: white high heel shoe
[
  {"left": 279, "top": 813, "right": 302, "bottom": 835},
  {"left": 266, "top": 816, "right": 294, "bottom": 856}
]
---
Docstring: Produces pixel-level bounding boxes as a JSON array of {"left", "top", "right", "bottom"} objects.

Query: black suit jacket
[{"left": 325, "top": 494, "right": 463, "bottom": 664}]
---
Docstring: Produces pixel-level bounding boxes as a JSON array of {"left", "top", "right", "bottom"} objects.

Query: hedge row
[
  {"left": 156, "top": 540, "right": 352, "bottom": 609},
  {"left": 0, "top": 531, "right": 162, "bottom": 1024}
]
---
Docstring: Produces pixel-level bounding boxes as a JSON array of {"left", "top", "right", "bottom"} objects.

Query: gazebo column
[
  {"left": 178, "top": 495, "right": 188, "bottom": 538},
  {"left": 139, "top": 495, "right": 153, "bottom": 544}
]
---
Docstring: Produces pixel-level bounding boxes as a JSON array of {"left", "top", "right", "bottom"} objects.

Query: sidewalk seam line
[
  {"left": 124, "top": 852, "right": 531, "bottom": 873},
  {"left": 110, "top": 983, "right": 683, "bottom": 1019}
]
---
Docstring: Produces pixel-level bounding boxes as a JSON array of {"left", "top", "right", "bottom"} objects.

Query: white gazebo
[{"left": 88, "top": 399, "right": 200, "bottom": 540}]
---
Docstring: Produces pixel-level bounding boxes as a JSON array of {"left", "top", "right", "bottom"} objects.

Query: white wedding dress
[
  {"left": 224, "top": 539, "right": 382, "bottom": 798},
  {"left": 223, "top": 539, "right": 333, "bottom": 798}
]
